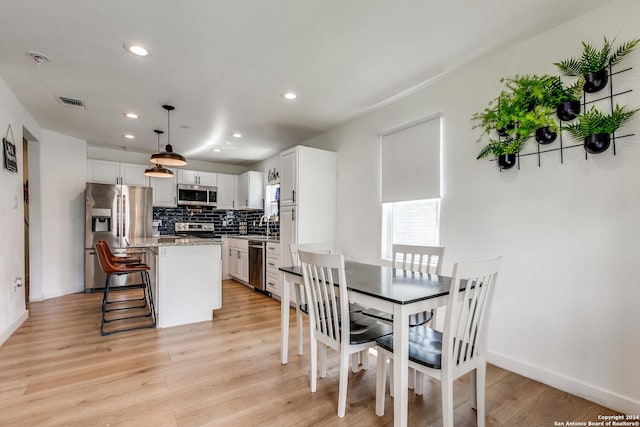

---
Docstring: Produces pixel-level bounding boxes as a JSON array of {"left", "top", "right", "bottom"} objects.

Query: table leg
[
  {"left": 294, "top": 281, "right": 304, "bottom": 355},
  {"left": 393, "top": 304, "right": 409, "bottom": 427},
  {"left": 281, "top": 272, "right": 291, "bottom": 364}
]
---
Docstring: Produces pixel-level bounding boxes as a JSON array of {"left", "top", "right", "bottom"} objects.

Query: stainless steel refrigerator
[{"left": 85, "top": 182, "right": 153, "bottom": 292}]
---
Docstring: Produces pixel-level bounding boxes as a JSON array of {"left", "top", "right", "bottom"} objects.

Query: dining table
[{"left": 279, "top": 260, "right": 454, "bottom": 427}]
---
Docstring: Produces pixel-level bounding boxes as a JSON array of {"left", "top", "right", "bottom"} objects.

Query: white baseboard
[
  {"left": 488, "top": 350, "right": 640, "bottom": 415},
  {"left": 43, "top": 284, "right": 84, "bottom": 300},
  {"left": 0, "top": 310, "right": 29, "bottom": 347}
]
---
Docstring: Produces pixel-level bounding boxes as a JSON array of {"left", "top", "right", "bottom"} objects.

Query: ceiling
[{"left": 0, "top": 0, "right": 610, "bottom": 166}]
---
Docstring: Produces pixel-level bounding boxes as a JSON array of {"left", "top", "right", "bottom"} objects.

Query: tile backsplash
[{"left": 153, "top": 206, "right": 279, "bottom": 237}]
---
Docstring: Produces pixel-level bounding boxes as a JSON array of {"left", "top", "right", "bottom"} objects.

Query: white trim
[
  {"left": 43, "top": 284, "right": 83, "bottom": 300},
  {"left": 488, "top": 350, "right": 640, "bottom": 415},
  {"left": 0, "top": 310, "right": 28, "bottom": 347}
]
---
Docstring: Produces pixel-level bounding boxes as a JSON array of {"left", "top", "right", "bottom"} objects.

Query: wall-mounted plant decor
[
  {"left": 473, "top": 74, "right": 560, "bottom": 169},
  {"left": 554, "top": 36, "right": 640, "bottom": 93},
  {"left": 548, "top": 76, "right": 584, "bottom": 121},
  {"left": 473, "top": 34, "right": 638, "bottom": 171},
  {"left": 564, "top": 104, "right": 638, "bottom": 154}
]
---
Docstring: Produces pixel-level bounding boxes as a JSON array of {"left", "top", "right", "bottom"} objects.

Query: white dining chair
[
  {"left": 374, "top": 257, "right": 502, "bottom": 427},
  {"left": 289, "top": 242, "right": 335, "bottom": 356},
  {"left": 362, "top": 244, "right": 445, "bottom": 389},
  {"left": 298, "top": 250, "right": 393, "bottom": 417},
  {"left": 290, "top": 243, "right": 367, "bottom": 371}
]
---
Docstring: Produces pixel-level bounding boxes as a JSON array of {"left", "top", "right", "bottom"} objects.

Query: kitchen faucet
[{"left": 259, "top": 215, "right": 270, "bottom": 238}]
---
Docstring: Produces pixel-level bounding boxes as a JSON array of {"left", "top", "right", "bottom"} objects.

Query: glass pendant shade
[
  {"left": 149, "top": 104, "right": 187, "bottom": 166},
  {"left": 145, "top": 129, "right": 175, "bottom": 178}
]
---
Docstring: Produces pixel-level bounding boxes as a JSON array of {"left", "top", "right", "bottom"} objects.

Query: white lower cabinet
[
  {"left": 228, "top": 238, "right": 249, "bottom": 283},
  {"left": 266, "top": 242, "right": 281, "bottom": 297}
]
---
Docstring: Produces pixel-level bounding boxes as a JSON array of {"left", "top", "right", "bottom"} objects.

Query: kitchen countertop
[{"left": 126, "top": 237, "right": 223, "bottom": 248}]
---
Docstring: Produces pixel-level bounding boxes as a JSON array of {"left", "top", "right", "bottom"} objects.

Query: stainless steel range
[{"left": 174, "top": 222, "right": 217, "bottom": 238}]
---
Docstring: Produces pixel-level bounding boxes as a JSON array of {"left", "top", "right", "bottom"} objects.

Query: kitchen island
[{"left": 127, "top": 237, "right": 222, "bottom": 328}]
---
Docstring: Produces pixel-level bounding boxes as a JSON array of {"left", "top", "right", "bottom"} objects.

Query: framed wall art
[{"left": 3, "top": 124, "right": 18, "bottom": 173}]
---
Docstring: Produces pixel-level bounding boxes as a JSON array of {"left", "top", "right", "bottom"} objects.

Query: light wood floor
[{"left": 0, "top": 280, "right": 618, "bottom": 426}]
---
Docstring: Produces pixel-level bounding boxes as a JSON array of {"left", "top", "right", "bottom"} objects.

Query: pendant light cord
[{"left": 167, "top": 108, "right": 171, "bottom": 146}]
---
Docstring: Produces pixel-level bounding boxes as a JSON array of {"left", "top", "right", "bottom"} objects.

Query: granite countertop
[{"left": 127, "top": 237, "right": 223, "bottom": 248}]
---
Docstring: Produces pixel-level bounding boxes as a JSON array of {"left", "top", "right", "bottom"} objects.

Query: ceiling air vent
[{"left": 57, "top": 96, "right": 85, "bottom": 109}]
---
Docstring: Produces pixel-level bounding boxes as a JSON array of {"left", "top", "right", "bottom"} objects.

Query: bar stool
[
  {"left": 98, "top": 240, "right": 142, "bottom": 265},
  {"left": 95, "top": 241, "right": 156, "bottom": 335}
]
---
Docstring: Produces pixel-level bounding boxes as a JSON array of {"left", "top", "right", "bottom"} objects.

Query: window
[
  {"left": 379, "top": 113, "right": 442, "bottom": 260},
  {"left": 381, "top": 199, "right": 440, "bottom": 260}
]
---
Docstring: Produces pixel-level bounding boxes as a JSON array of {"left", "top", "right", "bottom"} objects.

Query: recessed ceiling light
[
  {"left": 124, "top": 44, "right": 149, "bottom": 57},
  {"left": 232, "top": 132, "right": 242, "bottom": 138},
  {"left": 123, "top": 134, "right": 135, "bottom": 139},
  {"left": 213, "top": 148, "right": 221, "bottom": 152},
  {"left": 281, "top": 91, "right": 297, "bottom": 100},
  {"left": 124, "top": 112, "right": 139, "bottom": 119}
]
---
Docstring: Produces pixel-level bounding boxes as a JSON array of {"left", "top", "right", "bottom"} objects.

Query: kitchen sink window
[{"left": 381, "top": 198, "right": 440, "bottom": 260}]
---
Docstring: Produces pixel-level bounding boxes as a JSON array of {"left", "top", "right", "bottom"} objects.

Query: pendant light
[
  {"left": 150, "top": 104, "right": 187, "bottom": 166},
  {"left": 144, "top": 130, "right": 175, "bottom": 178}
]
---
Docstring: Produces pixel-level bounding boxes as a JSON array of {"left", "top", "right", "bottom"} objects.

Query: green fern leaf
[
  {"left": 608, "top": 38, "right": 640, "bottom": 67},
  {"left": 554, "top": 58, "right": 581, "bottom": 76}
]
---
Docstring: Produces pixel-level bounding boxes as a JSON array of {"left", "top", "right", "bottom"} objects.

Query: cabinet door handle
[
  {"left": 292, "top": 189, "right": 296, "bottom": 203},
  {"left": 292, "top": 208, "right": 296, "bottom": 221},
  {"left": 229, "top": 248, "right": 232, "bottom": 257},
  {"left": 232, "top": 200, "right": 235, "bottom": 208}
]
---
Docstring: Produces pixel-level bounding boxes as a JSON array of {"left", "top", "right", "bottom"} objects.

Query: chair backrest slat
[
  {"left": 442, "top": 257, "right": 501, "bottom": 370},
  {"left": 290, "top": 242, "right": 335, "bottom": 267},
  {"left": 299, "top": 250, "right": 349, "bottom": 347},
  {"left": 392, "top": 244, "right": 445, "bottom": 275}
]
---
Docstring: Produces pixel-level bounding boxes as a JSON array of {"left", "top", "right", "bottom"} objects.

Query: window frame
[{"left": 381, "top": 198, "right": 441, "bottom": 261}]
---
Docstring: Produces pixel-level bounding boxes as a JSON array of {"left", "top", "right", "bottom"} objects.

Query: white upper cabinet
[
  {"left": 177, "top": 169, "right": 217, "bottom": 186},
  {"left": 150, "top": 168, "right": 177, "bottom": 207},
  {"left": 278, "top": 146, "right": 337, "bottom": 264},
  {"left": 280, "top": 149, "right": 297, "bottom": 206},
  {"left": 237, "top": 171, "right": 263, "bottom": 209},
  {"left": 87, "top": 159, "right": 150, "bottom": 187},
  {"left": 216, "top": 173, "right": 237, "bottom": 209},
  {"left": 120, "top": 163, "right": 151, "bottom": 187}
]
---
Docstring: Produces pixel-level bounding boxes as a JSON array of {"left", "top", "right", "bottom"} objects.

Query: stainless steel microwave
[{"left": 177, "top": 184, "right": 217, "bottom": 207}]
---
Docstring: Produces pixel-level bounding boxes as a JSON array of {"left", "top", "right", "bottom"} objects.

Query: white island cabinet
[
  {"left": 129, "top": 238, "right": 222, "bottom": 328},
  {"left": 157, "top": 244, "right": 221, "bottom": 327}
]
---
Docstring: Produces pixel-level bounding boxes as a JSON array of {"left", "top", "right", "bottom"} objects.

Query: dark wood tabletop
[{"left": 280, "top": 260, "right": 454, "bottom": 305}]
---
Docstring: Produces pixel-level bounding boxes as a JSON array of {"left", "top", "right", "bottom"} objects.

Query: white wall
[
  {"left": 37, "top": 131, "right": 87, "bottom": 299},
  {"left": 300, "top": 0, "right": 640, "bottom": 414},
  {"left": 0, "top": 75, "right": 41, "bottom": 345}
]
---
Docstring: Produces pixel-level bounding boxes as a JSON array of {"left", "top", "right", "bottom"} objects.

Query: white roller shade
[{"left": 380, "top": 114, "right": 441, "bottom": 203}]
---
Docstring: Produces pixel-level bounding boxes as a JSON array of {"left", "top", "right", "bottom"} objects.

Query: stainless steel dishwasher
[{"left": 248, "top": 240, "right": 267, "bottom": 294}]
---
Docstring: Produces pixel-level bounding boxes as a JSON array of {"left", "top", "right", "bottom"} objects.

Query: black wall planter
[
  {"left": 583, "top": 69, "right": 609, "bottom": 93},
  {"left": 497, "top": 154, "right": 517, "bottom": 169},
  {"left": 535, "top": 127, "right": 557, "bottom": 145},
  {"left": 496, "top": 123, "right": 515, "bottom": 137},
  {"left": 584, "top": 133, "right": 611, "bottom": 154},
  {"left": 557, "top": 100, "right": 581, "bottom": 121}
]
